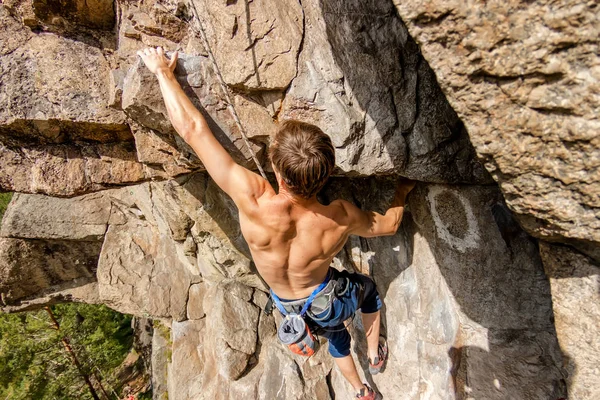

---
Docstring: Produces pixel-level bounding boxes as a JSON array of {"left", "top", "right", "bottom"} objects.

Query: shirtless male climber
[{"left": 138, "top": 47, "right": 415, "bottom": 400}]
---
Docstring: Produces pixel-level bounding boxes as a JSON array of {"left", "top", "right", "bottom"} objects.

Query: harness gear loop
[{"left": 187, "top": 1, "right": 267, "bottom": 180}]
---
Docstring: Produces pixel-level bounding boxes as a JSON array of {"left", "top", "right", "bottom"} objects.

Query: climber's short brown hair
[{"left": 269, "top": 120, "right": 335, "bottom": 199}]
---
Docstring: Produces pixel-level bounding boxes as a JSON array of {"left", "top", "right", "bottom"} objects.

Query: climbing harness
[
  {"left": 270, "top": 269, "right": 363, "bottom": 342},
  {"left": 269, "top": 272, "right": 334, "bottom": 356},
  {"left": 186, "top": 1, "right": 267, "bottom": 179}
]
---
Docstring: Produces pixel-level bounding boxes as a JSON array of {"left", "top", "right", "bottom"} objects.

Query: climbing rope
[{"left": 185, "top": 1, "right": 268, "bottom": 180}]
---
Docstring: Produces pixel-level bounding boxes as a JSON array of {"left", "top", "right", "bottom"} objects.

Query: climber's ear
[{"left": 168, "top": 51, "right": 179, "bottom": 71}]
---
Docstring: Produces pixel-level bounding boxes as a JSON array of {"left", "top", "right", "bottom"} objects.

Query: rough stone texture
[
  {"left": 0, "top": 0, "right": 598, "bottom": 399},
  {"left": 279, "top": 0, "right": 489, "bottom": 182},
  {"left": 32, "top": 0, "right": 116, "bottom": 30},
  {"left": 393, "top": 0, "right": 600, "bottom": 258},
  {"left": 187, "top": 282, "right": 206, "bottom": 320},
  {"left": 5, "top": 0, "right": 115, "bottom": 31},
  {"left": 0, "top": 33, "right": 128, "bottom": 142},
  {"left": 166, "top": 278, "right": 333, "bottom": 400},
  {"left": 0, "top": 141, "right": 155, "bottom": 196},
  {"left": 0, "top": 238, "right": 100, "bottom": 306},
  {"left": 322, "top": 180, "right": 566, "bottom": 400},
  {"left": 0, "top": 6, "right": 32, "bottom": 55},
  {"left": 0, "top": 192, "right": 111, "bottom": 240},
  {"left": 168, "top": 319, "right": 206, "bottom": 400},
  {"left": 192, "top": 0, "right": 304, "bottom": 91},
  {"left": 151, "top": 324, "right": 170, "bottom": 400},
  {"left": 540, "top": 242, "right": 600, "bottom": 399},
  {"left": 0, "top": 9, "right": 160, "bottom": 195},
  {"left": 97, "top": 218, "right": 197, "bottom": 321},
  {"left": 0, "top": 173, "right": 578, "bottom": 399},
  {"left": 122, "top": 53, "right": 273, "bottom": 171},
  {"left": 0, "top": 282, "right": 100, "bottom": 313}
]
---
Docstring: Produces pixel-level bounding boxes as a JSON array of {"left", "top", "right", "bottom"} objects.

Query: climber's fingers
[{"left": 137, "top": 47, "right": 176, "bottom": 74}]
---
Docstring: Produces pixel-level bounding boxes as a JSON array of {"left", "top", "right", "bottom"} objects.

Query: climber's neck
[{"left": 277, "top": 186, "right": 319, "bottom": 208}]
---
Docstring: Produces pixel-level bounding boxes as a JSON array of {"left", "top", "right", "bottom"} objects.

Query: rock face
[
  {"left": 193, "top": 0, "right": 304, "bottom": 91},
  {"left": 279, "top": 0, "right": 489, "bottom": 181},
  {"left": 0, "top": 0, "right": 598, "bottom": 399},
  {"left": 393, "top": 0, "right": 600, "bottom": 259},
  {"left": 540, "top": 243, "right": 600, "bottom": 399},
  {"left": 0, "top": 176, "right": 571, "bottom": 399}
]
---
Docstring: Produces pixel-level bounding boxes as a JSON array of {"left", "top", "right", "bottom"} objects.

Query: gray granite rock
[
  {"left": 191, "top": 0, "right": 303, "bottom": 91},
  {"left": 279, "top": 0, "right": 489, "bottom": 182},
  {"left": 0, "top": 0, "right": 597, "bottom": 398},
  {"left": 393, "top": 0, "right": 600, "bottom": 259},
  {"left": 122, "top": 53, "right": 271, "bottom": 172},
  {"left": 151, "top": 324, "right": 171, "bottom": 400},
  {"left": 0, "top": 237, "right": 100, "bottom": 306},
  {"left": 0, "top": 192, "right": 111, "bottom": 241},
  {"left": 540, "top": 243, "right": 600, "bottom": 399},
  {"left": 321, "top": 179, "right": 566, "bottom": 399}
]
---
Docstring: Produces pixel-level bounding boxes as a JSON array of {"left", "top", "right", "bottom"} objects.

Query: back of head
[{"left": 269, "top": 120, "right": 335, "bottom": 199}]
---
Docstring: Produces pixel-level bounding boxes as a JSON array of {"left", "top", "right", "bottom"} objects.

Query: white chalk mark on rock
[{"left": 427, "top": 186, "right": 480, "bottom": 253}]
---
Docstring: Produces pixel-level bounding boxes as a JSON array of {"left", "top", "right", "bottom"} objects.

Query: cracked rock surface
[
  {"left": 0, "top": 0, "right": 598, "bottom": 399},
  {"left": 394, "top": 0, "right": 600, "bottom": 259}
]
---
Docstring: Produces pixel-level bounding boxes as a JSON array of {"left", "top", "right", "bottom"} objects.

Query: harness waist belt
[
  {"left": 270, "top": 269, "right": 334, "bottom": 317},
  {"left": 279, "top": 279, "right": 337, "bottom": 315}
]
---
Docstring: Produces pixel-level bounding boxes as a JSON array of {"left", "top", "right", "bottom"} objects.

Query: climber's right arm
[
  {"left": 337, "top": 180, "right": 415, "bottom": 238},
  {"left": 138, "top": 47, "right": 269, "bottom": 208}
]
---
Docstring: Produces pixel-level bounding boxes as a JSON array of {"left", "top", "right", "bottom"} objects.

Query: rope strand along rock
[{"left": 186, "top": 0, "right": 267, "bottom": 180}]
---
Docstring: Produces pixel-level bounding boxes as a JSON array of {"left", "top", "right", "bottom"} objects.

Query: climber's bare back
[
  {"left": 239, "top": 185, "right": 352, "bottom": 299},
  {"left": 137, "top": 47, "right": 409, "bottom": 301}
]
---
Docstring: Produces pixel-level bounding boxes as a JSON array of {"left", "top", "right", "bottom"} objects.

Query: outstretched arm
[
  {"left": 137, "top": 47, "right": 269, "bottom": 206},
  {"left": 338, "top": 179, "right": 415, "bottom": 237}
]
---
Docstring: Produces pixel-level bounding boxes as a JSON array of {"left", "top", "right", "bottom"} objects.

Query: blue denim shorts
[{"left": 307, "top": 269, "right": 382, "bottom": 358}]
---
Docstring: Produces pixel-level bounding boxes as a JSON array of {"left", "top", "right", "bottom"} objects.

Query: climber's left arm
[{"left": 138, "top": 47, "right": 270, "bottom": 208}]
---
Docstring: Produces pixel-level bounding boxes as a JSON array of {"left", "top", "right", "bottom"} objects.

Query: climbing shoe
[
  {"left": 368, "top": 336, "right": 388, "bottom": 375},
  {"left": 356, "top": 385, "right": 376, "bottom": 400}
]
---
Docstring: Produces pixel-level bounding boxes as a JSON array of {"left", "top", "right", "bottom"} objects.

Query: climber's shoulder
[
  {"left": 327, "top": 199, "right": 357, "bottom": 226},
  {"left": 231, "top": 173, "right": 276, "bottom": 213},
  {"left": 329, "top": 199, "right": 370, "bottom": 231}
]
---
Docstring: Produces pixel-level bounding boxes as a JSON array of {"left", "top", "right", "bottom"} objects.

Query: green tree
[{"left": 0, "top": 303, "right": 133, "bottom": 399}]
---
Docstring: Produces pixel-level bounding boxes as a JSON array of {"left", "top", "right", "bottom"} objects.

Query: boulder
[
  {"left": 321, "top": 179, "right": 566, "bottom": 399},
  {"left": 5, "top": 0, "right": 115, "bottom": 30},
  {"left": 151, "top": 324, "right": 171, "bottom": 400},
  {"left": 540, "top": 243, "right": 600, "bottom": 399},
  {"left": 0, "top": 141, "right": 153, "bottom": 196},
  {"left": 393, "top": 0, "right": 600, "bottom": 258},
  {"left": 167, "top": 319, "right": 206, "bottom": 400},
  {"left": 0, "top": 238, "right": 101, "bottom": 306},
  {"left": 0, "top": 34, "right": 128, "bottom": 143},
  {"left": 122, "top": 53, "right": 272, "bottom": 172},
  {"left": 279, "top": 0, "right": 489, "bottom": 182},
  {"left": 97, "top": 219, "right": 198, "bottom": 321},
  {"left": 0, "top": 5, "right": 32, "bottom": 55},
  {"left": 0, "top": 0, "right": 597, "bottom": 398},
  {"left": 0, "top": 18, "right": 159, "bottom": 195},
  {"left": 191, "top": 0, "right": 304, "bottom": 91},
  {"left": 0, "top": 192, "right": 111, "bottom": 240}
]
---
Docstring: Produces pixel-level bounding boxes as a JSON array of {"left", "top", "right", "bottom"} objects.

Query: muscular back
[{"left": 239, "top": 187, "right": 351, "bottom": 300}]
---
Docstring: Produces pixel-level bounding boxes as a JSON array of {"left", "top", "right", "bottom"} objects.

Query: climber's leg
[
  {"left": 361, "top": 310, "right": 381, "bottom": 361},
  {"left": 354, "top": 272, "right": 382, "bottom": 362},
  {"left": 333, "top": 354, "right": 366, "bottom": 392}
]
